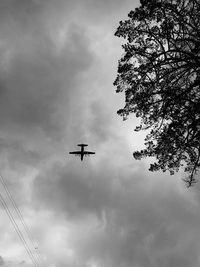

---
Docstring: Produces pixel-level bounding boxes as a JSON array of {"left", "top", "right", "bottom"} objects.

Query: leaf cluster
[{"left": 114, "top": 0, "right": 200, "bottom": 186}]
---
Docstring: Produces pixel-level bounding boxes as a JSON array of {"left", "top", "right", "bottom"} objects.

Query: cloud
[
  {"left": 31, "top": 152, "right": 200, "bottom": 267},
  {"left": 0, "top": 0, "right": 96, "bottom": 183},
  {"left": 0, "top": 23, "right": 93, "bottom": 131},
  {"left": 0, "top": 256, "right": 5, "bottom": 266},
  {"left": 70, "top": 177, "right": 200, "bottom": 267},
  {"left": 0, "top": 1, "right": 200, "bottom": 267}
]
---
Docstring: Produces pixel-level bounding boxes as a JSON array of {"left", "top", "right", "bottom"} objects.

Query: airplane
[{"left": 69, "top": 144, "right": 95, "bottom": 161}]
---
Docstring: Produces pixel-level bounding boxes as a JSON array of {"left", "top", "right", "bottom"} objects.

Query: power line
[
  {"left": 0, "top": 192, "right": 38, "bottom": 267},
  {"left": 0, "top": 173, "right": 44, "bottom": 267}
]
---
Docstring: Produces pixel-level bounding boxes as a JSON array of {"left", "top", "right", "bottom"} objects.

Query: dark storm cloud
[
  {"left": 79, "top": 0, "right": 139, "bottom": 23},
  {"left": 0, "top": 256, "right": 4, "bottom": 266},
  {"left": 33, "top": 160, "right": 117, "bottom": 218},
  {"left": 86, "top": 101, "right": 114, "bottom": 144},
  {"left": 72, "top": 177, "right": 200, "bottom": 267},
  {"left": 0, "top": 23, "right": 92, "bottom": 132},
  {"left": 33, "top": 154, "right": 200, "bottom": 267},
  {"left": 1, "top": 1, "right": 200, "bottom": 267},
  {"left": 0, "top": 0, "right": 136, "bottom": 174},
  {"left": 0, "top": 0, "right": 95, "bottom": 177}
]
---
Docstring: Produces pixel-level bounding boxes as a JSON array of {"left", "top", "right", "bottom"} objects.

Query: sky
[{"left": 0, "top": 0, "right": 200, "bottom": 267}]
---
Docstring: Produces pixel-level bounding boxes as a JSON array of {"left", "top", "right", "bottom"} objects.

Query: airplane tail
[{"left": 78, "top": 144, "right": 88, "bottom": 147}]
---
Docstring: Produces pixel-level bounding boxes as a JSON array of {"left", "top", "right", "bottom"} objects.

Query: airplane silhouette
[{"left": 69, "top": 144, "right": 95, "bottom": 161}]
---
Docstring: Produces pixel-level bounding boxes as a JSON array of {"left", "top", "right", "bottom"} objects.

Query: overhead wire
[
  {"left": 0, "top": 192, "right": 38, "bottom": 267},
  {"left": 0, "top": 173, "right": 45, "bottom": 267}
]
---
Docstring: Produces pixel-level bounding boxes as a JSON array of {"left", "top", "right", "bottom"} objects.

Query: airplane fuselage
[{"left": 80, "top": 145, "right": 85, "bottom": 161}]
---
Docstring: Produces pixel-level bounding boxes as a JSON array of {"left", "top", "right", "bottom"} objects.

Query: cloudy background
[{"left": 0, "top": 0, "right": 200, "bottom": 266}]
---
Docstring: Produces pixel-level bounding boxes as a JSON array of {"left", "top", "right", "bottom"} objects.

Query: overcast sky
[{"left": 0, "top": 0, "right": 200, "bottom": 267}]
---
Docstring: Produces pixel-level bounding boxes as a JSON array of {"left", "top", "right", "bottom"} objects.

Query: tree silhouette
[{"left": 114, "top": 0, "right": 200, "bottom": 186}]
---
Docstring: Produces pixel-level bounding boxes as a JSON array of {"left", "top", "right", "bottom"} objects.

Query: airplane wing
[
  {"left": 69, "top": 151, "right": 82, "bottom": 155},
  {"left": 84, "top": 151, "right": 95, "bottom": 155}
]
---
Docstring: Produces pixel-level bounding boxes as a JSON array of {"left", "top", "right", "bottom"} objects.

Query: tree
[{"left": 114, "top": 0, "right": 200, "bottom": 186}]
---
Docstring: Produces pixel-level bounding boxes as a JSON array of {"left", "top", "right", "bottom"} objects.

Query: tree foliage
[{"left": 114, "top": 0, "right": 200, "bottom": 186}]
